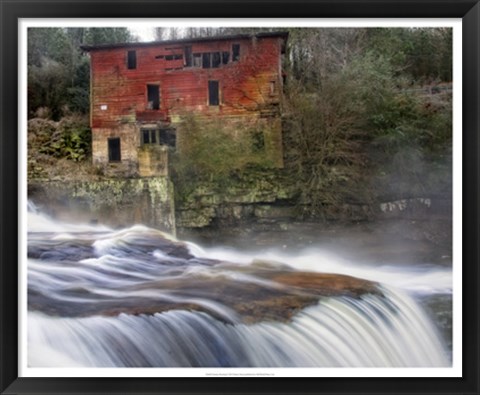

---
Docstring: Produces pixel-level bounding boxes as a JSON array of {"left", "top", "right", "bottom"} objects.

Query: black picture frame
[{"left": 1, "top": 0, "right": 478, "bottom": 394}]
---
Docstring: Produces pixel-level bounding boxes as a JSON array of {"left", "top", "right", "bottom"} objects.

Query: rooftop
[{"left": 80, "top": 31, "right": 288, "bottom": 52}]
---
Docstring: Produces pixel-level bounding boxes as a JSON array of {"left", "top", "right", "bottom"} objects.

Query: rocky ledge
[{"left": 28, "top": 228, "right": 381, "bottom": 325}]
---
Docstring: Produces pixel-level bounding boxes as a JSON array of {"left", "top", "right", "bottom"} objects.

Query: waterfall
[
  {"left": 28, "top": 286, "right": 448, "bottom": 368},
  {"left": 26, "top": 205, "right": 451, "bottom": 368}
]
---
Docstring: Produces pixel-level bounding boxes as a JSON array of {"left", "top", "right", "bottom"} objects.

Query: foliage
[
  {"left": 83, "top": 28, "right": 134, "bottom": 46},
  {"left": 170, "top": 115, "right": 274, "bottom": 198},
  {"left": 27, "top": 26, "right": 453, "bottom": 220},
  {"left": 283, "top": 29, "right": 452, "bottom": 217},
  {"left": 28, "top": 115, "right": 91, "bottom": 162},
  {"left": 284, "top": 69, "right": 373, "bottom": 217},
  {"left": 285, "top": 27, "right": 452, "bottom": 88},
  {"left": 28, "top": 27, "right": 134, "bottom": 120},
  {"left": 28, "top": 58, "right": 70, "bottom": 120},
  {"left": 368, "top": 87, "right": 452, "bottom": 199},
  {"left": 367, "top": 28, "right": 453, "bottom": 83},
  {"left": 28, "top": 27, "right": 73, "bottom": 67}
]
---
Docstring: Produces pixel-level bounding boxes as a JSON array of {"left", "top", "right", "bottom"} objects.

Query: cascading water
[{"left": 26, "top": 204, "right": 451, "bottom": 368}]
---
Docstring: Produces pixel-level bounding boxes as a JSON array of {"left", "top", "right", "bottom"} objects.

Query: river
[{"left": 26, "top": 203, "right": 452, "bottom": 368}]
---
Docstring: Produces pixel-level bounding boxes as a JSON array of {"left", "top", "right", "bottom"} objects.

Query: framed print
[{"left": 1, "top": 0, "right": 479, "bottom": 394}]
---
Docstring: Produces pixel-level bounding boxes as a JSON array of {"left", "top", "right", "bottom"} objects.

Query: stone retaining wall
[{"left": 28, "top": 177, "right": 176, "bottom": 235}]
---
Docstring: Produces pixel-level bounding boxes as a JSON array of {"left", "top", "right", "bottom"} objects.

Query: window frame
[
  {"left": 127, "top": 50, "right": 137, "bottom": 70},
  {"left": 146, "top": 84, "right": 160, "bottom": 110},
  {"left": 208, "top": 80, "right": 220, "bottom": 106},
  {"left": 232, "top": 43, "right": 241, "bottom": 62},
  {"left": 142, "top": 129, "right": 158, "bottom": 145},
  {"left": 107, "top": 137, "right": 121, "bottom": 162},
  {"left": 141, "top": 128, "right": 176, "bottom": 149}
]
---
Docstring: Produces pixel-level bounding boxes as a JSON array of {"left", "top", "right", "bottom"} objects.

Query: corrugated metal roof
[{"left": 80, "top": 31, "right": 288, "bottom": 52}]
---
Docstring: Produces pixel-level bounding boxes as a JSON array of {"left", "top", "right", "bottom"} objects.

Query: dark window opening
[
  {"left": 159, "top": 129, "right": 176, "bottom": 148},
  {"left": 212, "top": 52, "right": 221, "bottom": 68},
  {"left": 194, "top": 51, "right": 231, "bottom": 68},
  {"left": 232, "top": 44, "right": 240, "bottom": 61},
  {"left": 108, "top": 138, "right": 121, "bottom": 162},
  {"left": 127, "top": 51, "right": 137, "bottom": 69},
  {"left": 142, "top": 129, "right": 157, "bottom": 145},
  {"left": 222, "top": 51, "right": 230, "bottom": 64},
  {"left": 202, "top": 53, "right": 211, "bottom": 69},
  {"left": 184, "top": 46, "right": 192, "bottom": 67},
  {"left": 208, "top": 80, "right": 219, "bottom": 106},
  {"left": 193, "top": 53, "right": 202, "bottom": 67},
  {"left": 147, "top": 84, "right": 160, "bottom": 110},
  {"left": 143, "top": 130, "right": 150, "bottom": 144},
  {"left": 165, "top": 54, "right": 183, "bottom": 61},
  {"left": 141, "top": 129, "right": 176, "bottom": 149}
]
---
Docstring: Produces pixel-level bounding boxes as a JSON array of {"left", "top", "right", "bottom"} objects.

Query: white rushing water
[
  {"left": 28, "top": 287, "right": 448, "bottom": 368},
  {"left": 197, "top": 247, "right": 453, "bottom": 296},
  {"left": 26, "top": 206, "right": 451, "bottom": 368}
]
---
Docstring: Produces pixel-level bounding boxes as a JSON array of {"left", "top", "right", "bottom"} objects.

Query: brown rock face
[
  {"left": 272, "top": 272, "right": 380, "bottom": 298},
  {"left": 28, "top": 229, "right": 382, "bottom": 325},
  {"left": 30, "top": 261, "right": 381, "bottom": 324}
]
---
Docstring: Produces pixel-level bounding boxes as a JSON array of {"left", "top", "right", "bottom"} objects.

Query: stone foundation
[
  {"left": 138, "top": 145, "right": 169, "bottom": 177},
  {"left": 28, "top": 177, "right": 176, "bottom": 235}
]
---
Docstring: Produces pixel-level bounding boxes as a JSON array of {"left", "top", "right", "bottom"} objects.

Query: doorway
[{"left": 108, "top": 137, "right": 121, "bottom": 162}]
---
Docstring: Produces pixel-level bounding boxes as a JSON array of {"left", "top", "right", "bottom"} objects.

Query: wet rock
[
  {"left": 271, "top": 272, "right": 380, "bottom": 298},
  {"left": 29, "top": 260, "right": 382, "bottom": 325}
]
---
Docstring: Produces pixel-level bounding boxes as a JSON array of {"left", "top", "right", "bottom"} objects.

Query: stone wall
[
  {"left": 176, "top": 171, "right": 297, "bottom": 229},
  {"left": 28, "top": 177, "right": 176, "bottom": 235},
  {"left": 27, "top": 170, "right": 452, "bottom": 244},
  {"left": 91, "top": 124, "right": 139, "bottom": 177},
  {"left": 138, "top": 145, "right": 169, "bottom": 177}
]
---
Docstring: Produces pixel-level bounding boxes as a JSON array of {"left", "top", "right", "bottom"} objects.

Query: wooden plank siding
[
  {"left": 89, "top": 36, "right": 284, "bottom": 127},
  {"left": 84, "top": 33, "right": 287, "bottom": 172}
]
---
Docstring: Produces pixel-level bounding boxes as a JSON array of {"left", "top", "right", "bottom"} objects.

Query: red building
[{"left": 81, "top": 32, "right": 287, "bottom": 176}]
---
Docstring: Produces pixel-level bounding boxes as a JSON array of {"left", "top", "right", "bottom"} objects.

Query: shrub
[
  {"left": 29, "top": 114, "right": 91, "bottom": 162},
  {"left": 170, "top": 114, "right": 274, "bottom": 197},
  {"left": 284, "top": 48, "right": 452, "bottom": 218}
]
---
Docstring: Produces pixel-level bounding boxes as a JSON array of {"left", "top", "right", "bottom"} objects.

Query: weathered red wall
[{"left": 89, "top": 36, "right": 284, "bottom": 129}]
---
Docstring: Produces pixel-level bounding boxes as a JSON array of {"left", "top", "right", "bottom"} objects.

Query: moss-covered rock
[
  {"left": 174, "top": 169, "right": 298, "bottom": 228},
  {"left": 29, "top": 177, "right": 176, "bottom": 234}
]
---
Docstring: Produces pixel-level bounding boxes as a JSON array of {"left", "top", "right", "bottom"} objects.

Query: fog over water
[{"left": 26, "top": 204, "right": 452, "bottom": 368}]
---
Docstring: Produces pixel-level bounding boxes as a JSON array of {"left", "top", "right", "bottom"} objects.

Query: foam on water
[
  {"left": 198, "top": 247, "right": 452, "bottom": 295},
  {"left": 26, "top": 205, "right": 452, "bottom": 368},
  {"left": 28, "top": 287, "right": 448, "bottom": 368}
]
